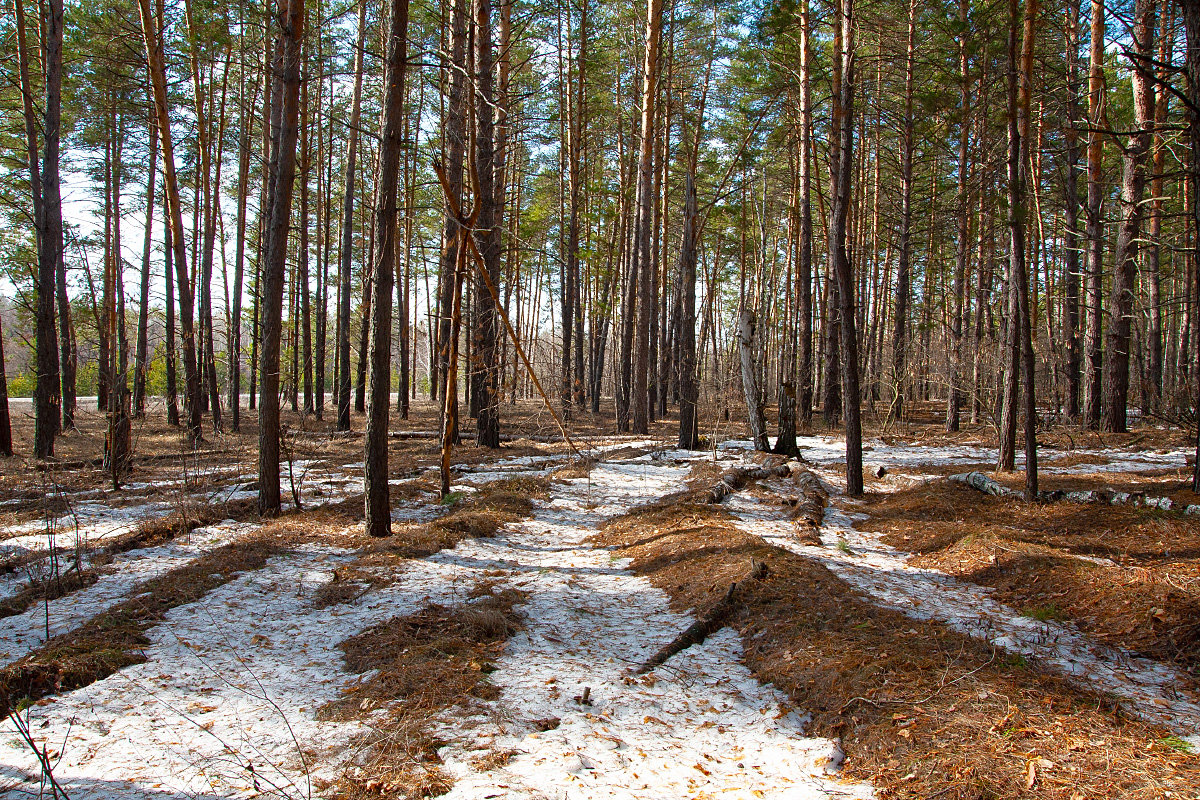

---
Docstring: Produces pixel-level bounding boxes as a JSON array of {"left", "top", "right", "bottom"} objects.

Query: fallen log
[
  {"left": 948, "top": 471, "right": 1022, "bottom": 498},
  {"left": 636, "top": 559, "right": 768, "bottom": 674},
  {"left": 951, "top": 472, "right": 1200, "bottom": 515},
  {"left": 707, "top": 462, "right": 792, "bottom": 503},
  {"left": 788, "top": 467, "right": 828, "bottom": 543}
]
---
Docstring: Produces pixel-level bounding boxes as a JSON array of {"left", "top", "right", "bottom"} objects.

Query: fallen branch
[
  {"left": 948, "top": 471, "right": 1020, "bottom": 498},
  {"left": 636, "top": 559, "right": 768, "bottom": 674}
]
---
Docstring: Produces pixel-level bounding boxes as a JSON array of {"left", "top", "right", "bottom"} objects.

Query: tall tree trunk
[
  {"left": 0, "top": 313, "right": 11, "bottom": 457},
  {"left": 31, "top": 0, "right": 64, "bottom": 457},
  {"left": 134, "top": 115, "right": 159, "bottom": 419},
  {"left": 1103, "top": 0, "right": 1156, "bottom": 433},
  {"left": 473, "top": 0, "right": 502, "bottom": 448},
  {"left": 1063, "top": 0, "right": 1083, "bottom": 420},
  {"left": 1146, "top": 7, "right": 1171, "bottom": 413},
  {"left": 1083, "top": 0, "right": 1106, "bottom": 428},
  {"left": 631, "top": 0, "right": 664, "bottom": 435},
  {"left": 165, "top": 208, "right": 179, "bottom": 426},
  {"left": 300, "top": 59, "right": 314, "bottom": 416},
  {"left": 678, "top": 173, "right": 700, "bottom": 449},
  {"left": 889, "top": 0, "right": 917, "bottom": 423},
  {"left": 336, "top": 0, "right": 368, "bottom": 431},
  {"left": 1003, "top": 0, "right": 1039, "bottom": 498},
  {"left": 138, "top": 0, "right": 203, "bottom": 443},
  {"left": 947, "top": 0, "right": 970, "bottom": 432},
  {"left": 257, "top": 0, "right": 305, "bottom": 515},
  {"left": 831, "top": 0, "right": 863, "bottom": 496},
  {"left": 365, "top": 0, "right": 411, "bottom": 537},
  {"left": 797, "top": 0, "right": 814, "bottom": 428},
  {"left": 229, "top": 52, "right": 259, "bottom": 432}
]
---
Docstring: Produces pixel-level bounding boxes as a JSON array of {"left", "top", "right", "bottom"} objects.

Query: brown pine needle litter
[
  {"left": 320, "top": 584, "right": 526, "bottom": 800},
  {"left": 861, "top": 480, "right": 1200, "bottom": 675},
  {"left": 595, "top": 493, "right": 1200, "bottom": 800}
]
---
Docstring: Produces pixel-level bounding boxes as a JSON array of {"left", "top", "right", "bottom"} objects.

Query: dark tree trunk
[
  {"left": 631, "top": 0, "right": 664, "bottom": 436},
  {"left": 678, "top": 173, "right": 700, "bottom": 450},
  {"left": 1083, "top": 0, "right": 1106, "bottom": 429},
  {"left": 947, "top": 0, "right": 970, "bottom": 433},
  {"left": 257, "top": 0, "right": 305, "bottom": 516},
  {"left": 365, "top": 0, "right": 411, "bottom": 537},
  {"left": 889, "top": 0, "right": 917, "bottom": 424},
  {"left": 831, "top": 0, "right": 863, "bottom": 496},
  {"left": 1103, "top": 0, "right": 1156, "bottom": 433},
  {"left": 0, "top": 313, "right": 10, "bottom": 457},
  {"left": 32, "top": 0, "right": 64, "bottom": 458},
  {"left": 797, "top": 0, "right": 814, "bottom": 427},
  {"left": 336, "top": 0, "right": 367, "bottom": 432},
  {"left": 473, "top": 0, "right": 502, "bottom": 449},
  {"left": 1063, "top": 0, "right": 1083, "bottom": 420}
]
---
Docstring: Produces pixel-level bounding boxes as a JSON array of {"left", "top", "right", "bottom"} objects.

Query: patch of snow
[
  {"left": 724, "top": 449, "right": 1200, "bottom": 736},
  {"left": 0, "top": 521, "right": 259, "bottom": 666},
  {"left": 434, "top": 460, "right": 874, "bottom": 800}
]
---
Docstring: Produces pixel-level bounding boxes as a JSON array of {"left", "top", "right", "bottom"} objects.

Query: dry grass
[
  {"left": 596, "top": 495, "right": 1200, "bottom": 800},
  {"left": 0, "top": 569, "right": 99, "bottom": 620},
  {"left": 322, "top": 584, "right": 525, "bottom": 799},
  {"left": 0, "top": 533, "right": 284, "bottom": 716},
  {"left": 862, "top": 480, "right": 1200, "bottom": 675}
]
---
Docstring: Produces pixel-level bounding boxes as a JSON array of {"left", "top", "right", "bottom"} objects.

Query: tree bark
[
  {"left": 831, "top": 0, "right": 863, "bottom": 496},
  {"left": 138, "top": 0, "right": 203, "bottom": 443},
  {"left": 473, "top": 0, "right": 502, "bottom": 448},
  {"left": 739, "top": 310, "right": 769, "bottom": 451},
  {"left": 1103, "top": 0, "right": 1156, "bottom": 433},
  {"left": 336, "top": 0, "right": 368, "bottom": 432},
  {"left": 257, "top": 0, "right": 305, "bottom": 516},
  {"left": 889, "top": 0, "right": 917, "bottom": 424},
  {"left": 31, "top": 0, "right": 64, "bottom": 457},
  {"left": 1083, "top": 0, "right": 1106, "bottom": 429},
  {"left": 365, "top": 0, "right": 411, "bottom": 537},
  {"left": 1063, "top": 0, "right": 1083, "bottom": 420},
  {"left": 631, "top": 0, "right": 664, "bottom": 435}
]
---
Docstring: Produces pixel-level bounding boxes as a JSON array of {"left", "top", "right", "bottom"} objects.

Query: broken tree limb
[
  {"left": 950, "top": 472, "right": 1200, "bottom": 515},
  {"left": 636, "top": 559, "right": 768, "bottom": 674},
  {"left": 432, "top": 159, "right": 580, "bottom": 460}
]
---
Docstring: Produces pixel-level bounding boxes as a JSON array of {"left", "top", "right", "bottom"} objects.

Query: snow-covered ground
[
  {"left": 0, "top": 450, "right": 873, "bottom": 799},
  {"left": 724, "top": 435, "right": 1200, "bottom": 741},
  {"left": 1, "top": 434, "right": 1195, "bottom": 798},
  {"left": 437, "top": 459, "right": 871, "bottom": 800}
]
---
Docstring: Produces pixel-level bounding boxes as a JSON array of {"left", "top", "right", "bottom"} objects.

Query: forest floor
[{"left": 0, "top": 398, "right": 1197, "bottom": 799}]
